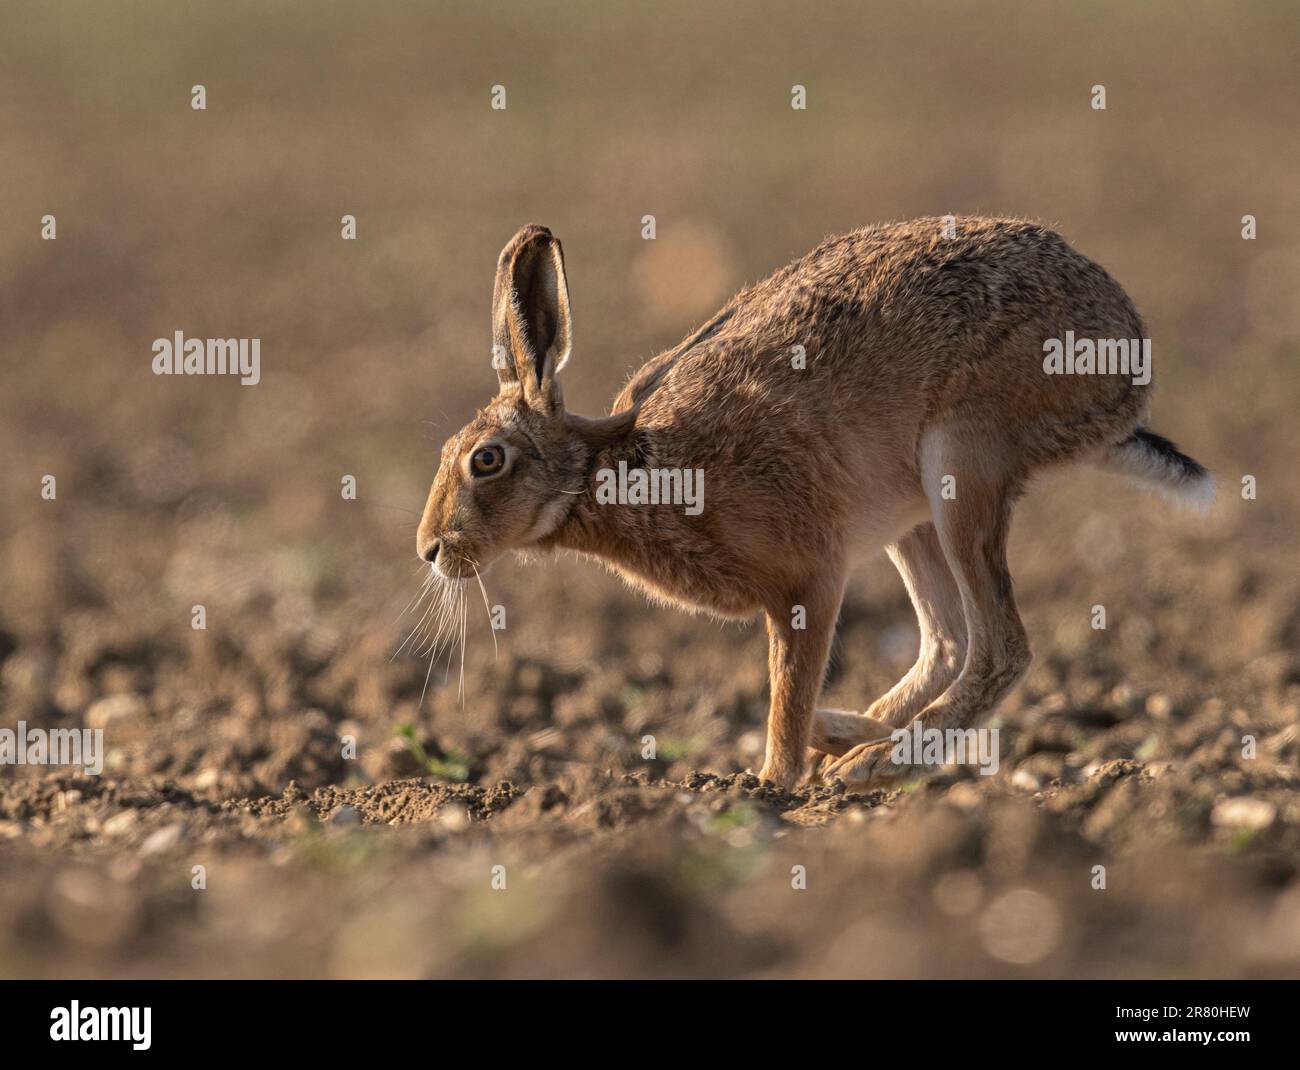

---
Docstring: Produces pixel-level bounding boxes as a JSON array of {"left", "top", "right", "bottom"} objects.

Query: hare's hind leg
[
  {"left": 874, "top": 522, "right": 970, "bottom": 722},
  {"left": 823, "top": 425, "right": 1030, "bottom": 786},
  {"left": 810, "top": 523, "right": 966, "bottom": 759}
]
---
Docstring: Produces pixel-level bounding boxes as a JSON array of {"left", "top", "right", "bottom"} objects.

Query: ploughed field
[{"left": 1, "top": 471, "right": 1297, "bottom": 976}]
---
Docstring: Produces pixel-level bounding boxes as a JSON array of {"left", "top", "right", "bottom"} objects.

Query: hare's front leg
[
  {"left": 823, "top": 425, "right": 1030, "bottom": 786},
  {"left": 756, "top": 577, "right": 843, "bottom": 790}
]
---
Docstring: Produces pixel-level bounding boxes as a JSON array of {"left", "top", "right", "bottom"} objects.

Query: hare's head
[{"left": 417, "top": 225, "right": 591, "bottom": 579}]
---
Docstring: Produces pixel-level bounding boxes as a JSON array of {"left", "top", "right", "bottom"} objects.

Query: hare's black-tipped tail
[{"left": 1097, "top": 429, "right": 1214, "bottom": 512}]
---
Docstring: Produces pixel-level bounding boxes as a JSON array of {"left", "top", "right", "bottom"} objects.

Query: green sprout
[
  {"left": 395, "top": 724, "right": 470, "bottom": 782},
  {"left": 655, "top": 736, "right": 700, "bottom": 762},
  {"left": 708, "top": 800, "right": 758, "bottom": 833}
]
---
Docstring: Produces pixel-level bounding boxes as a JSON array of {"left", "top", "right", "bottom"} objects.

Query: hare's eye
[{"left": 470, "top": 445, "right": 506, "bottom": 477}]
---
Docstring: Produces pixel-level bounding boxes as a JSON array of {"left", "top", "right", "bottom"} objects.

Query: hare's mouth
[
  {"left": 431, "top": 556, "right": 470, "bottom": 582},
  {"left": 431, "top": 545, "right": 495, "bottom": 583}
]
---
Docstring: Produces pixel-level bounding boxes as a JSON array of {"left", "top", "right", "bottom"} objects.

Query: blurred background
[{"left": 0, "top": 0, "right": 1297, "bottom": 978}]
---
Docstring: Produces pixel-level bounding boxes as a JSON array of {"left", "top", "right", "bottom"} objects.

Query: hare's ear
[{"left": 491, "top": 224, "right": 572, "bottom": 409}]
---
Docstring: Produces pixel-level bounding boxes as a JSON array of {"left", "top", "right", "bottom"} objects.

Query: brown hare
[{"left": 417, "top": 218, "right": 1211, "bottom": 790}]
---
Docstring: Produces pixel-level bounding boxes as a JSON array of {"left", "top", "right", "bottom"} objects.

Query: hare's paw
[
  {"left": 818, "top": 739, "right": 915, "bottom": 788},
  {"left": 755, "top": 760, "right": 801, "bottom": 792},
  {"left": 810, "top": 708, "right": 892, "bottom": 757}
]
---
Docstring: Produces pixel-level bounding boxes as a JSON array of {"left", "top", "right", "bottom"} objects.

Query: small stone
[
  {"left": 140, "top": 823, "right": 183, "bottom": 855},
  {"left": 1010, "top": 769, "right": 1041, "bottom": 792},
  {"left": 86, "top": 693, "right": 148, "bottom": 730},
  {"left": 1211, "top": 797, "right": 1276, "bottom": 831},
  {"left": 947, "top": 782, "right": 983, "bottom": 810},
  {"left": 102, "top": 810, "right": 138, "bottom": 837},
  {"left": 438, "top": 807, "right": 470, "bottom": 831},
  {"left": 1108, "top": 684, "right": 1144, "bottom": 712},
  {"left": 192, "top": 768, "right": 221, "bottom": 791},
  {"left": 1145, "top": 693, "right": 1177, "bottom": 720},
  {"left": 332, "top": 805, "right": 361, "bottom": 826}
]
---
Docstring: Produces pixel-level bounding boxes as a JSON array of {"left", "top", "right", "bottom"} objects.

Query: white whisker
[
  {"left": 471, "top": 562, "right": 498, "bottom": 660},
  {"left": 392, "top": 579, "right": 438, "bottom": 661},
  {"left": 457, "top": 587, "right": 467, "bottom": 705},
  {"left": 395, "top": 572, "right": 434, "bottom": 622}
]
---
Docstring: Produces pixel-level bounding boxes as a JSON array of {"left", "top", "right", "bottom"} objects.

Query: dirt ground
[{"left": 1, "top": 1, "right": 1297, "bottom": 978}]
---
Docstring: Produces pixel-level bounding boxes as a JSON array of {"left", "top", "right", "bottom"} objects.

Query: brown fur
[{"left": 418, "top": 217, "right": 1208, "bottom": 789}]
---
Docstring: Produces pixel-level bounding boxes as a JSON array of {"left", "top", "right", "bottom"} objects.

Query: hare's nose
[{"left": 419, "top": 538, "right": 441, "bottom": 564}]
